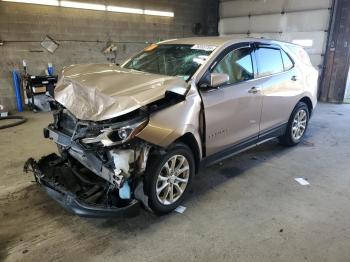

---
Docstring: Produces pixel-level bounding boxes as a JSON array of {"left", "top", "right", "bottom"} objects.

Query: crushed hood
[{"left": 54, "top": 64, "right": 188, "bottom": 121}]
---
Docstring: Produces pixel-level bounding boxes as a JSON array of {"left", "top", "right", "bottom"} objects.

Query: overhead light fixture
[
  {"left": 2, "top": 0, "right": 59, "bottom": 6},
  {"left": 1, "top": 0, "right": 174, "bottom": 17},
  {"left": 107, "top": 5, "right": 143, "bottom": 14},
  {"left": 60, "top": 1, "right": 105, "bottom": 11},
  {"left": 144, "top": 9, "right": 174, "bottom": 17}
]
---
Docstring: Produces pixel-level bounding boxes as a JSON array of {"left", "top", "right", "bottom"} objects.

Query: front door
[{"left": 199, "top": 46, "right": 263, "bottom": 156}]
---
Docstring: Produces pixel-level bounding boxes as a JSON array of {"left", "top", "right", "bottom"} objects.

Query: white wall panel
[
  {"left": 285, "top": 0, "right": 332, "bottom": 11},
  {"left": 219, "top": 16, "right": 250, "bottom": 34},
  {"left": 246, "top": 0, "right": 284, "bottom": 15},
  {"left": 250, "top": 14, "right": 284, "bottom": 33},
  {"left": 309, "top": 54, "right": 323, "bottom": 68},
  {"left": 284, "top": 10, "right": 330, "bottom": 31},
  {"left": 222, "top": 33, "right": 249, "bottom": 38},
  {"left": 218, "top": 0, "right": 331, "bottom": 67},
  {"left": 249, "top": 33, "right": 282, "bottom": 39},
  {"left": 219, "top": 10, "right": 330, "bottom": 35},
  {"left": 221, "top": 0, "right": 332, "bottom": 17},
  {"left": 220, "top": 1, "right": 252, "bottom": 17}
]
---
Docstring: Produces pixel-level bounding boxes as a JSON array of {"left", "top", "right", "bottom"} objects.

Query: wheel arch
[
  {"left": 299, "top": 96, "right": 313, "bottom": 116},
  {"left": 175, "top": 133, "right": 201, "bottom": 174}
]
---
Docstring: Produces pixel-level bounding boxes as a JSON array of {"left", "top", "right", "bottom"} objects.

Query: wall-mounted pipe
[{"left": 11, "top": 70, "right": 23, "bottom": 112}]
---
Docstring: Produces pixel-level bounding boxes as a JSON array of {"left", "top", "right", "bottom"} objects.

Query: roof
[
  {"left": 158, "top": 36, "right": 241, "bottom": 46},
  {"left": 158, "top": 36, "right": 298, "bottom": 48}
]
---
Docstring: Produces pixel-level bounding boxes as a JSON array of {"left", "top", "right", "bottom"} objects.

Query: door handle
[
  {"left": 291, "top": 75, "right": 297, "bottom": 81},
  {"left": 248, "top": 87, "right": 259, "bottom": 94}
]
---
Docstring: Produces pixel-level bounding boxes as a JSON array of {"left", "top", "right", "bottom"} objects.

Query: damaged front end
[
  {"left": 24, "top": 103, "right": 155, "bottom": 218},
  {"left": 24, "top": 154, "right": 140, "bottom": 218},
  {"left": 23, "top": 60, "right": 195, "bottom": 217}
]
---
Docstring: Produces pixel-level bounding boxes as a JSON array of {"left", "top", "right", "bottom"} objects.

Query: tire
[
  {"left": 279, "top": 101, "right": 309, "bottom": 146},
  {"left": 144, "top": 142, "right": 195, "bottom": 214}
]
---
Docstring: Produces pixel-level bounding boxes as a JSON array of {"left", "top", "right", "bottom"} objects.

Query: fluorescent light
[
  {"left": 1, "top": 0, "right": 174, "bottom": 17},
  {"left": 292, "top": 39, "right": 313, "bottom": 47},
  {"left": 144, "top": 9, "right": 174, "bottom": 17},
  {"left": 2, "top": 0, "right": 59, "bottom": 6},
  {"left": 108, "top": 6, "right": 174, "bottom": 17},
  {"left": 107, "top": 5, "right": 143, "bottom": 14},
  {"left": 60, "top": 1, "right": 105, "bottom": 11}
]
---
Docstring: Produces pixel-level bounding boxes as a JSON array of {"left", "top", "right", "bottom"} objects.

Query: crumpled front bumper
[
  {"left": 43, "top": 125, "right": 118, "bottom": 186},
  {"left": 24, "top": 157, "right": 140, "bottom": 218}
]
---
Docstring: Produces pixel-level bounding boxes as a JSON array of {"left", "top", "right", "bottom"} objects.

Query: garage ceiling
[{"left": 218, "top": 0, "right": 333, "bottom": 71}]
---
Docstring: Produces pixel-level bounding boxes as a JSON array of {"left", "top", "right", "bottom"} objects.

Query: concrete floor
[{"left": 1, "top": 103, "right": 350, "bottom": 262}]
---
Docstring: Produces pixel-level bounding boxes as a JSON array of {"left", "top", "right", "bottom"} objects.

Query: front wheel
[
  {"left": 144, "top": 143, "right": 195, "bottom": 214},
  {"left": 279, "top": 101, "right": 309, "bottom": 146}
]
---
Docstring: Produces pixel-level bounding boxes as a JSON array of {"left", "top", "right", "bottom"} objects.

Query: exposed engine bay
[
  {"left": 51, "top": 104, "right": 152, "bottom": 187},
  {"left": 24, "top": 153, "right": 140, "bottom": 217}
]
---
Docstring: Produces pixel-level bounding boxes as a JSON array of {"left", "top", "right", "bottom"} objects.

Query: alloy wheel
[
  {"left": 156, "top": 155, "right": 190, "bottom": 205},
  {"left": 292, "top": 109, "right": 307, "bottom": 140}
]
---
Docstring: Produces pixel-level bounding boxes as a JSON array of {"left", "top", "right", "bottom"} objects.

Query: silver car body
[
  {"left": 55, "top": 37, "right": 317, "bottom": 160},
  {"left": 25, "top": 37, "right": 318, "bottom": 217}
]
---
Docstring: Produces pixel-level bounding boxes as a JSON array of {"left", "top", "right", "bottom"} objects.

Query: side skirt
[
  {"left": 199, "top": 123, "right": 287, "bottom": 170},
  {"left": 257, "top": 123, "right": 287, "bottom": 144}
]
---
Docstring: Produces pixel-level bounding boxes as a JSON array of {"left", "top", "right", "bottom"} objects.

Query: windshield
[{"left": 122, "top": 44, "right": 215, "bottom": 80}]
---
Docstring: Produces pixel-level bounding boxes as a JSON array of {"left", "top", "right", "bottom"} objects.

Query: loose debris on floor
[
  {"left": 294, "top": 178, "right": 310, "bottom": 186},
  {"left": 174, "top": 205, "right": 186, "bottom": 214}
]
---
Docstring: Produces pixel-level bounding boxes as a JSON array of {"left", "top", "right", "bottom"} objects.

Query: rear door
[
  {"left": 253, "top": 43, "right": 303, "bottom": 136},
  {"left": 199, "top": 44, "right": 263, "bottom": 156}
]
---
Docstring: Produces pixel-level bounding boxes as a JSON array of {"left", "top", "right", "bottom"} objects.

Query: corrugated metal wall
[{"left": 218, "top": 0, "right": 332, "bottom": 70}]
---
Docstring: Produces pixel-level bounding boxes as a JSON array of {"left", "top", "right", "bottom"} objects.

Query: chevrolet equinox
[{"left": 25, "top": 37, "right": 318, "bottom": 217}]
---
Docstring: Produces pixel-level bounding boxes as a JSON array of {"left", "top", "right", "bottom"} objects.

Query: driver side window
[{"left": 213, "top": 47, "right": 254, "bottom": 85}]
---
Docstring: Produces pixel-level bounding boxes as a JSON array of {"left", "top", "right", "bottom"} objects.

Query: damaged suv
[{"left": 25, "top": 37, "right": 318, "bottom": 217}]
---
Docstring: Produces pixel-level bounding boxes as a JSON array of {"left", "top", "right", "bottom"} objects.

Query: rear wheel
[
  {"left": 279, "top": 102, "right": 309, "bottom": 146},
  {"left": 144, "top": 143, "right": 195, "bottom": 214}
]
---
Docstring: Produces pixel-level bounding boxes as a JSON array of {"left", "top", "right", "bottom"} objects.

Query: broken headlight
[{"left": 81, "top": 119, "right": 148, "bottom": 146}]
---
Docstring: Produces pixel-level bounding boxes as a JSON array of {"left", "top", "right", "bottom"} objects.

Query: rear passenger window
[
  {"left": 281, "top": 50, "right": 294, "bottom": 70},
  {"left": 255, "top": 47, "right": 284, "bottom": 77}
]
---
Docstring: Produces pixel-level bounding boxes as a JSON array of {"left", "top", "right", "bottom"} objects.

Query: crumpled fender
[{"left": 136, "top": 85, "right": 203, "bottom": 158}]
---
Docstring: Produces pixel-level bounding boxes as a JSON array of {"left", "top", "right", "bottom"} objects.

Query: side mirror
[{"left": 210, "top": 73, "right": 229, "bottom": 88}]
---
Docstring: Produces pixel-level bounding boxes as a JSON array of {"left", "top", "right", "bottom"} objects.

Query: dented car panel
[
  {"left": 55, "top": 64, "right": 188, "bottom": 121},
  {"left": 136, "top": 83, "right": 203, "bottom": 157}
]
